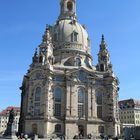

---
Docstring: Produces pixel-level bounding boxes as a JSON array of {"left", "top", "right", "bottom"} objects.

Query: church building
[{"left": 19, "top": 0, "right": 120, "bottom": 138}]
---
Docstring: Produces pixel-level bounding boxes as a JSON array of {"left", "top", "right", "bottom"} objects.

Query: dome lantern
[{"left": 59, "top": 0, "right": 77, "bottom": 20}]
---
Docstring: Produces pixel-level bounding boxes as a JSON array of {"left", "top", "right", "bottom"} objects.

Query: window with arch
[
  {"left": 55, "top": 124, "right": 61, "bottom": 133},
  {"left": 67, "top": 1, "right": 73, "bottom": 11},
  {"left": 75, "top": 58, "right": 81, "bottom": 66},
  {"left": 54, "top": 32, "right": 58, "bottom": 42},
  {"left": 100, "top": 64, "right": 104, "bottom": 72},
  {"left": 96, "top": 90, "right": 102, "bottom": 118},
  {"left": 78, "top": 70, "right": 86, "bottom": 82},
  {"left": 35, "top": 87, "right": 41, "bottom": 101},
  {"left": 96, "top": 91, "right": 102, "bottom": 105},
  {"left": 78, "top": 88, "right": 85, "bottom": 117},
  {"left": 71, "top": 31, "right": 78, "bottom": 42},
  {"left": 34, "top": 87, "right": 41, "bottom": 116},
  {"left": 39, "top": 55, "right": 43, "bottom": 63},
  {"left": 54, "top": 87, "right": 62, "bottom": 116},
  {"left": 32, "top": 123, "right": 38, "bottom": 134}
]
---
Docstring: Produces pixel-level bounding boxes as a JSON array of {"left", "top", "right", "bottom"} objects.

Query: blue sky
[{"left": 0, "top": 0, "right": 140, "bottom": 111}]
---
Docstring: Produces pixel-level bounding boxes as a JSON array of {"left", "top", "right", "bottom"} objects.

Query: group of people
[
  {"left": 73, "top": 133, "right": 96, "bottom": 139},
  {"left": 73, "top": 133, "right": 119, "bottom": 140},
  {"left": 15, "top": 132, "right": 119, "bottom": 140},
  {"left": 16, "top": 133, "right": 28, "bottom": 140},
  {"left": 16, "top": 132, "right": 38, "bottom": 140}
]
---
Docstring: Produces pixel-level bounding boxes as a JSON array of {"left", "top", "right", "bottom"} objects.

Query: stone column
[
  {"left": 47, "top": 77, "right": 54, "bottom": 117},
  {"left": 71, "top": 84, "right": 77, "bottom": 117},
  {"left": 91, "top": 87, "right": 96, "bottom": 117},
  {"left": 66, "top": 81, "right": 71, "bottom": 117},
  {"left": 44, "top": 81, "right": 48, "bottom": 117},
  {"left": 88, "top": 86, "right": 91, "bottom": 117}
]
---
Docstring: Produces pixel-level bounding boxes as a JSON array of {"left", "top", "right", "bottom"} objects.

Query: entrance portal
[
  {"left": 78, "top": 125, "right": 84, "bottom": 138},
  {"left": 32, "top": 124, "right": 38, "bottom": 134}
]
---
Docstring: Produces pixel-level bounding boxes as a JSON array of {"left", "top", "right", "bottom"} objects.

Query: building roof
[
  {"left": 119, "top": 99, "right": 140, "bottom": 109},
  {"left": 0, "top": 106, "right": 20, "bottom": 116},
  {"left": 52, "top": 19, "right": 90, "bottom": 54}
]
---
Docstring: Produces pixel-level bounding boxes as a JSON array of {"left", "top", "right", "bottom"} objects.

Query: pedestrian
[
  {"left": 87, "top": 133, "right": 92, "bottom": 139},
  {"left": 20, "top": 133, "right": 24, "bottom": 139},
  {"left": 31, "top": 134, "right": 35, "bottom": 140},
  {"left": 24, "top": 134, "right": 28, "bottom": 140},
  {"left": 104, "top": 135, "right": 109, "bottom": 140},
  {"left": 73, "top": 134, "right": 78, "bottom": 139}
]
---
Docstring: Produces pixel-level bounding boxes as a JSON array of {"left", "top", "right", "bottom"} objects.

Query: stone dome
[{"left": 52, "top": 19, "right": 91, "bottom": 55}]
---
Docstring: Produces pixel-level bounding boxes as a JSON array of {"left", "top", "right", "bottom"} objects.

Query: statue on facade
[
  {"left": 42, "top": 25, "right": 52, "bottom": 44},
  {"left": 3, "top": 108, "right": 15, "bottom": 138},
  {"left": 40, "top": 26, "right": 54, "bottom": 65}
]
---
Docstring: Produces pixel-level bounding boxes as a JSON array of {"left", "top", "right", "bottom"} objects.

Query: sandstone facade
[{"left": 19, "top": 0, "right": 120, "bottom": 138}]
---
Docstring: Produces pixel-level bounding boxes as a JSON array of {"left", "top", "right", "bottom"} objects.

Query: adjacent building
[
  {"left": 119, "top": 99, "right": 140, "bottom": 139},
  {"left": 19, "top": 0, "right": 120, "bottom": 138},
  {"left": 119, "top": 99, "right": 140, "bottom": 126},
  {"left": 0, "top": 106, "right": 20, "bottom": 134}
]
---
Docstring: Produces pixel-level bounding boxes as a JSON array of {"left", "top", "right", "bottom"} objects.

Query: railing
[{"left": 54, "top": 42, "right": 90, "bottom": 52}]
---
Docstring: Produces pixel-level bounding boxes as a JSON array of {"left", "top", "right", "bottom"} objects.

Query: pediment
[{"left": 65, "top": 66, "right": 99, "bottom": 82}]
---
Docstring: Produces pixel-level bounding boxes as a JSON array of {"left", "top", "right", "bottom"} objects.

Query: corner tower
[{"left": 97, "top": 35, "right": 112, "bottom": 72}]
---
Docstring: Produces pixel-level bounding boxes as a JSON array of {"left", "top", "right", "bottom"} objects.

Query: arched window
[
  {"left": 96, "top": 91, "right": 102, "bottom": 105},
  {"left": 54, "top": 87, "right": 62, "bottom": 102},
  {"left": 32, "top": 123, "right": 38, "bottom": 134},
  {"left": 54, "top": 87, "right": 62, "bottom": 116},
  {"left": 78, "top": 88, "right": 85, "bottom": 117},
  {"left": 39, "top": 55, "right": 43, "bottom": 63},
  {"left": 71, "top": 31, "right": 78, "bottom": 42},
  {"left": 34, "top": 87, "right": 41, "bottom": 116},
  {"left": 75, "top": 58, "right": 81, "bottom": 66},
  {"left": 35, "top": 87, "right": 41, "bottom": 101},
  {"left": 55, "top": 124, "right": 61, "bottom": 133},
  {"left": 96, "top": 90, "right": 102, "bottom": 118},
  {"left": 54, "top": 32, "right": 58, "bottom": 42},
  {"left": 67, "top": 1, "right": 73, "bottom": 11},
  {"left": 100, "top": 64, "right": 104, "bottom": 72},
  {"left": 78, "top": 71, "right": 86, "bottom": 82}
]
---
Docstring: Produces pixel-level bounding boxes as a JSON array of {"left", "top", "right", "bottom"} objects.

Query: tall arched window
[
  {"left": 71, "top": 31, "right": 78, "bottom": 42},
  {"left": 96, "top": 91, "right": 102, "bottom": 105},
  {"left": 100, "top": 64, "right": 104, "bottom": 72},
  {"left": 96, "top": 90, "right": 102, "bottom": 118},
  {"left": 54, "top": 87, "right": 62, "bottom": 116},
  {"left": 54, "top": 32, "right": 58, "bottom": 42},
  {"left": 78, "top": 88, "right": 85, "bottom": 117},
  {"left": 32, "top": 123, "right": 38, "bottom": 134},
  {"left": 34, "top": 87, "right": 41, "bottom": 116},
  {"left": 67, "top": 1, "right": 73, "bottom": 11},
  {"left": 35, "top": 87, "right": 41, "bottom": 101}
]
